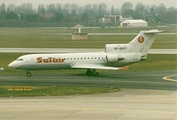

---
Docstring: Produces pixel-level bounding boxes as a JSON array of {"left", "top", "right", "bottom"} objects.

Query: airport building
[{"left": 120, "top": 19, "right": 148, "bottom": 27}]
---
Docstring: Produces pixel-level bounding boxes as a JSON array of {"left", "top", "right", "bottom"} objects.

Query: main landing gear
[
  {"left": 86, "top": 69, "right": 99, "bottom": 76},
  {"left": 26, "top": 71, "right": 32, "bottom": 77}
]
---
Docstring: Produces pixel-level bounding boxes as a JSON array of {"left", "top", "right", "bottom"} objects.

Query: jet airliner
[{"left": 8, "top": 30, "right": 163, "bottom": 77}]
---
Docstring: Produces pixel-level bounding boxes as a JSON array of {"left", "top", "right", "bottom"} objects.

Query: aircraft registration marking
[{"left": 37, "top": 57, "right": 65, "bottom": 63}]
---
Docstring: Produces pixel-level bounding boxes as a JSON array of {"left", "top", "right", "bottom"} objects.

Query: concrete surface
[{"left": 0, "top": 89, "right": 177, "bottom": 120}]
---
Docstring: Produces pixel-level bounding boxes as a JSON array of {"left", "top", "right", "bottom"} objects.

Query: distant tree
[
  {"left": 84, "top": 4, "right": 92, "bottom": 11},
  {"left": 63, "top": 4, "right": 70, "bottom": 13},
  {"left": 82, "top": 12, "right": 89, "bottom": 22},
  {"left": 134, "top": 2, "right": 148, "bottom": 20},
  {"left": 76, "top": 6, "right": 84, "bottom": 15},
  {"left": 156, "top": 3, "right": 167, "bottom": 23},
  {"left": 38, "top": 4, "right": 45, "bottom": 15},
  {"left": 6, "top": 11, "right": 18, "bottom": 20},
  {"left": 1, "top": 2, "right": 177, "bottom": 27},
  {"left": 71, "top": 4, "right": 78, "bottom": 12},
  {"left": 26, "top": 14, "right": 37, "bottom": 22},
  {"left": 0, "top": 3, "right": 6, "bottom": 20},
  {"left": 70, "top": 10, "right": 78, "bottom": 22},
  {"left": 20, "top": 3, "right": 34, "bottom": 14},
  {"left": 121, "top": 2, "right": 133, "bottom": 14},
  {"left": 46, "top": 4, "right": 56, "bottom": 14},
  {"left": 124, "top": 9, "right": 134, "bottom": 18},
  {"left": 7, "top": 4, "right": 16, "bottom": 12},
  {"left": 38, "top": 4, "right": 45, "bottom": 22},
  {"left": 111, "top": 5, "right": 114, "bottom": 15},
  {"left": 135, "top": 2, "right": 144, "bottom": 12},
  {"left": 98, "top": 3, "right": 107, "bottom": 16},
  {"left": 56, "top": 13, "right": 64, "bottom": 22},
  {"left": 166, "top": 7, "right": 177, "bottom": 23}
]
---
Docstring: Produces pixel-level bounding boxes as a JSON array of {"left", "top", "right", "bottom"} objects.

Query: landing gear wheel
[
  {"left": 92, "top": 71, "right": 99, "bottom": 76},
  {"left": 86, "top": 69, "right": 92, "bottom": 76},
  {"left": 26, "top": 71, "right": 32, "bottom": 77},
  {"left": 86, "top": 69, "right": 99, "bottom": 76},
  {"left": 94, "top": 72, "right": 99, "bottom": 76}
]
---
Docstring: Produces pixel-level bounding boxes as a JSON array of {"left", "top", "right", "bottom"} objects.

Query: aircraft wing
[{"left": 71, "top": 63, "right": 119, "bottom": 70}]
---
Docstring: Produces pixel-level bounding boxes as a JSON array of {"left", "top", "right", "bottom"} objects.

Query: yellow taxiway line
[{"left": 163, "top": 75, "right": 177, "bottom": 82}]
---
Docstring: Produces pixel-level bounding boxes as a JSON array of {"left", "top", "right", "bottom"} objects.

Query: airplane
[{"left": 8, "top": 29, "right": 163, "bottom": 77}]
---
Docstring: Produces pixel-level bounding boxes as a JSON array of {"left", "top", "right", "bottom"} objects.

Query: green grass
[
  {"left": 0, "top": 27, "right": 176, "bottom": 34},
  {"left": 152, "top": 35, "right": 177, "bottom": 49},
  {"left": 0, "top": 35, "right": 133, "bottom": 48},
  {"left": 0, "top": 27, "right": 176, "bottom": 49},
  {"left": 129, "top": 54, "right": 177, "bottom": 71},
  {"left": 0, "top": 86, "right": 119, "bottom": 97},
  {"left": 0, "top": 35, "right": 176, "bottom": 49}
]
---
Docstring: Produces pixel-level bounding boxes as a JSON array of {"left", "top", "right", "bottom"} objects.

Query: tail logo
[{"left": 138, "top": 36, "right": 144, "bottom": 43}]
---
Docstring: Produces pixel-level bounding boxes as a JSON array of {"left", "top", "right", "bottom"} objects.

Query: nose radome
[
  {"left": 8, "top": 62, "right": 13, "bottom": 67},
  {"left": 8, "top": 62, "right": 16, "bottom": 68}
]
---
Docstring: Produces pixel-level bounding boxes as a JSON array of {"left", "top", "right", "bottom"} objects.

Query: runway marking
[{"left": 163, "top": 75, "right": 177, "bottom": 82}]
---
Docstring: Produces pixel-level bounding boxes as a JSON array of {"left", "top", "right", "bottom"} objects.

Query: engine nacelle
[{"left": 106, "top": 54, "right": 118, "bottom": 62}]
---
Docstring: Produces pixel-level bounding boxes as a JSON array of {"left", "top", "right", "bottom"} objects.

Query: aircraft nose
[{"left": 8, "top": 61, "right": 17, "bottom": 68}]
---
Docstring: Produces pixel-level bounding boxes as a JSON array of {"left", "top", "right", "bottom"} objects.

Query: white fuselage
[{"left": 8, "top": 52, "right": 143, "bottom": 70}]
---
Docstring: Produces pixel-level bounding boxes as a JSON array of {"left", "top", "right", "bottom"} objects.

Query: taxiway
[{"left": 0, "top": 71, "right": 176, "bottom": 91}]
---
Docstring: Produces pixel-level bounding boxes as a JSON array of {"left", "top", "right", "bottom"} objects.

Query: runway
[{"left": 0, "top": 48, "right": 177, "bottom": 54}]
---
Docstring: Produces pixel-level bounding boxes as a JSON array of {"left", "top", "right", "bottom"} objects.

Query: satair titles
[{"left": 37, "top": 57, "right": 65, "bottom": 63}]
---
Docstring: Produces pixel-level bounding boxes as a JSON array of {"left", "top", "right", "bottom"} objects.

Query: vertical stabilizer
[{"left": 127, "top": 30, "right": 163, "bottom": 53}]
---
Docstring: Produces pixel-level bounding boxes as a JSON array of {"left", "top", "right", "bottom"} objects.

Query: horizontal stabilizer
[
  {"left": 71, "top": 63, "right": 119, "bottom": 70},
  {"left": 143, "top": 30, "right": 166, "bottom": 34}
]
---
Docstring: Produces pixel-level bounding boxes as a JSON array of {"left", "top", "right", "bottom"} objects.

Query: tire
[{"left": 26, "top": 72, "right": 31, "bottom": 77}]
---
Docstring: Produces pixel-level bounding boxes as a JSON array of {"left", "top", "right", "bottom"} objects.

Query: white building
[{"left": 120, "top": 19, "right": 148, "bottom": 27}]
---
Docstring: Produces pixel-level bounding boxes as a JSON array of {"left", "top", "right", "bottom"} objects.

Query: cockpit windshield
[{"left": 16, "top": 58, "right": 24, "bottom": 61}]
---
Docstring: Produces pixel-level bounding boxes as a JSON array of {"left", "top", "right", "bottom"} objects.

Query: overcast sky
[{"left": 2, "top": 0, "right": 177, "bottom": 9}]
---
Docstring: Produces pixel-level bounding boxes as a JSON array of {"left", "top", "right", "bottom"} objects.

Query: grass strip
[{"left": 0, "top": 86, "right": 120, "bottom": 97}]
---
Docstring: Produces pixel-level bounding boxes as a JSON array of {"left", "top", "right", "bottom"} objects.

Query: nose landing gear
[{"left": 26, "top": 71, "right": 32, "bottom": 77}]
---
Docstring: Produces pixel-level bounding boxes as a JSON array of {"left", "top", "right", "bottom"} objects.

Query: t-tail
[
  {"left": 105, "top": 29, "right": 164, "bottom": 54},
  {"left": 127, "top": 29, "right": 164, "bottom": 53}
]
